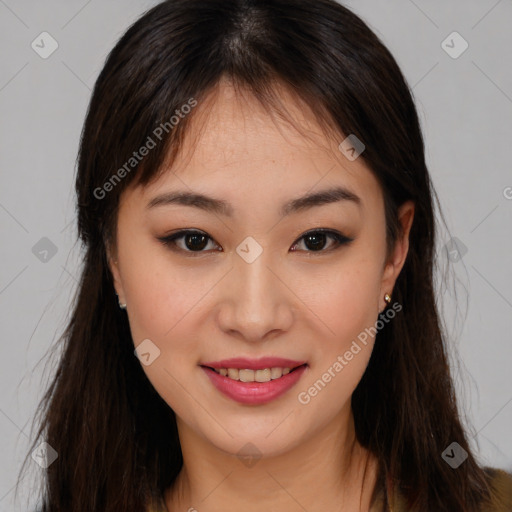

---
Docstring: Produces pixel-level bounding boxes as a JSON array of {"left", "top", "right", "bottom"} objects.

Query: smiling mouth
[{"left": 200, "top": 364, "right": 307, "bottom": 383}]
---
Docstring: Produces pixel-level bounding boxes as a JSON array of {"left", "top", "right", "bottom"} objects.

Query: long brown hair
[{"left": 17, "top": 1, "right": 500, "bottom": 510}]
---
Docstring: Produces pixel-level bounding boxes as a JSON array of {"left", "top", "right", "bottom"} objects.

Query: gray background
[{"left": 1, "top": 0, "right": 511, "bottom": 510}]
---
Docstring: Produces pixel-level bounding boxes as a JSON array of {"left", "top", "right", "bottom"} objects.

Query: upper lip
[{"left": 200, "top": 357, "right": 307, "bottom": 370}]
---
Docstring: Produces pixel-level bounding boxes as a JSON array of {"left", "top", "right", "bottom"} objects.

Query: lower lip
[{"left": 201, "top": 365, "right": 308, "bottom": 405}]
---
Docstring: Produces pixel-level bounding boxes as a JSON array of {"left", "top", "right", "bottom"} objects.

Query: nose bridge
[
  {"left": 237, "top": 250, "right": 274, "bottom": 309},
  {"left": 218, "top": 242, "right": 293, "bottom": 340}
]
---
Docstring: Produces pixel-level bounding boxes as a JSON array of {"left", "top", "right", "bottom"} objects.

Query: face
[{"left": 108, "top": 80, "right": 414, "bottom": 459}]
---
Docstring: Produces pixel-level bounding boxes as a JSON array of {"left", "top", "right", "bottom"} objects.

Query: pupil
[
  {"left": 305, "top": 233, "right": 326, "bottom": 251},
  {"left": 186, "top": 233, "right": 208, "bottom": 251}
]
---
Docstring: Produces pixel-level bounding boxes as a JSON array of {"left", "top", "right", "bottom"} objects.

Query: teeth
[
  {"left": 227, "top": 368, "right": 239, "bottom": 380},
  {"left": 270, "top": 367, "right": 282, "bottom": 379},
  {"left": 255, "top": 368, "right": 271, "bottom": 382},
  {"left": 239, "top": 369, "right": 254, "bottom": 382},
  {"left": 212, "top": 367, "right": 295, "bottom": 382}
]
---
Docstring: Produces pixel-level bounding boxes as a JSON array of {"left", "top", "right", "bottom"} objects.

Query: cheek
[
  {"left": 119, "top": 232, "right": 207, "bottom": 341},
  {"left": 311, "top": 256, "right": 382, "bottom": 348},
  {"left": 296, "top": 261, "right": 382, "bottom": 411},
  {"left": 123, "top": 269, "right": 207, "bottom": 360},
  {"left": 120, "top": 254, "right": 206, "bottom": 415},
  {"left": 296, "top": 256, "right": 383, "bottom": 408}
]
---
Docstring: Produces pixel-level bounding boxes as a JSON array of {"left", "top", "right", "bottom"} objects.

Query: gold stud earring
[{"left": 384, "top": 293, "right": 392, "bottom": 305}]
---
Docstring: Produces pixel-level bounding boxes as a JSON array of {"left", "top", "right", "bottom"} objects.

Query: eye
[
  {"left": 290, "top": 229, "right": 353, "bottom": 253},
  {"left": 158, "top": 228, "right": 353, "bottom": 255},
  {"left": 157, "top": 230, "right": 221, "bottom": 255}
]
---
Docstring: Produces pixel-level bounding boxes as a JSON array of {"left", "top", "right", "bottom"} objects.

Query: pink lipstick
[{"left": 200, "top": 357, "right": 308, "bottom": 405}]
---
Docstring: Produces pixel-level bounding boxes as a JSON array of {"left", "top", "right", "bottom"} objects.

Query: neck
[{"left": 165, "top": 407, "right": 380, "bottom": 512}]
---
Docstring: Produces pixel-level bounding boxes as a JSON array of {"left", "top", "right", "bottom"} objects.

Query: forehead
[{"left": 127, "top": 80, "right": 382, "bottom": 213}]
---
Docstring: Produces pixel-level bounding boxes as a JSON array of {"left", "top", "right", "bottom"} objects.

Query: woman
[{"left": 19, "top": 0, "right": 512, "bottom": 510}]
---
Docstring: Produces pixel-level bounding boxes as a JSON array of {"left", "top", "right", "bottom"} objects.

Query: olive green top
[
  {"left": 368, "top": 466, "right": 512, "bottom": 511},
  {"left": 148, "top": 466, "right": 512, "bottom": 511}
]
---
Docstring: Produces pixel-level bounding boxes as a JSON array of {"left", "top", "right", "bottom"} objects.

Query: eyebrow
[{"left": 146, "top": 186, "right": 361, "bottom": 217}]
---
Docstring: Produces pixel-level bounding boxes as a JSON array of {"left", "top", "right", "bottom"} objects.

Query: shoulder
[
  {"left": 370, "top": 466, "right": 512, "bottom": 512},
  {"left": 480, "top": 466, "right": 512, "bottom": 511}
]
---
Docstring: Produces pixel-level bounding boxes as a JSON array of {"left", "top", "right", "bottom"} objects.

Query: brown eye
[
  {"left": 158, "top": 228, "right": 353, "bottom": 256},
  {"left": 158, "top": 230, "right": 220, "bottom": 254},
  {"left": 290, "top": 229, "right": 353, "bottom": 253},
  {"left": 181, "top": 232, "right": 209, "bottom": 251}
]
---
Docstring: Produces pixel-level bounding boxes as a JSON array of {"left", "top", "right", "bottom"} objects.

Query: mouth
[
  {"left": 200, "top": 363, "right": 308, "bottom": 383},
  {"left": 200, "top": 361, "right": 309, "bottom": 405}
]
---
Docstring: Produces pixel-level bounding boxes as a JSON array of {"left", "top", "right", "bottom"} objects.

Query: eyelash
[{"left": 157, "top": 228, "right": 353, "bottom": 256}]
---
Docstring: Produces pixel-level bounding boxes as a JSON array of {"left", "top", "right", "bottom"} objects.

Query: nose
[{"left": 217, "top": 247, "right": 294, "bottom": 343}]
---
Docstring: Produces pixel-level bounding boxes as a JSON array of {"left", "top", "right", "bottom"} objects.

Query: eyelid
[
  {"left": 158, "top": 229, "right": 220, "bottom": 256},
  {"left": 157, "top": 228, "right": 353, "bottom": 254},
  {"left": 290, "top": 228, "right": 353, "bottom": 252}
]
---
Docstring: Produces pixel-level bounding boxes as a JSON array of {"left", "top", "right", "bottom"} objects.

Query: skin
[{"left": 108, "top": 79, "right": 414, "bottom": 512}]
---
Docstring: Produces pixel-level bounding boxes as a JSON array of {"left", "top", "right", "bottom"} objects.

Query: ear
[
  {"left": 379, "top": 200, "right": 415, "bottom": 311},
  {"left": 106, "top": 241, "right": 127, "bottom": 305}
]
